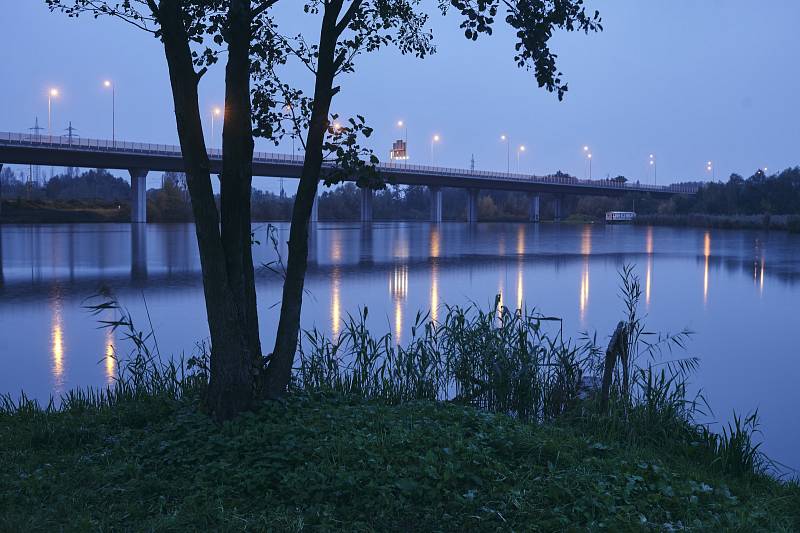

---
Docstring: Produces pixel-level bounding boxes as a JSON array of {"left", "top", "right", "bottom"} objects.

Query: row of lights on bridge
[{"left": 39, "top": 87, "right": 769, "bottom": 179}]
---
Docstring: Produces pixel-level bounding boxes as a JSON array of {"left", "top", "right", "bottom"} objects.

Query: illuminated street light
[
  {"left": 517, "top": 145, "right": 526, "bottom": 172},
  {"left": 500, "top": 134, "right": 510, "bottom": 173},
  {"left": 211, "top": 107, "right": 222, "bottom": 146},
  {"left": 48, "top": 88, "right": 59, "bottom": 136},
  {"left": 396, "top": 120, "right": 408, "bottom": 159},
  {"left": 649, "top": 153, "right": 657, "bottom": 185},
  {"left": 431, "top": 134, "right": 440, "bottom": 165},
  {"left": 586, "top": 149, "right": 593, "bottom": 179},
  {"left": 103, "top": 80, "right": 116, "bottom": 145}
]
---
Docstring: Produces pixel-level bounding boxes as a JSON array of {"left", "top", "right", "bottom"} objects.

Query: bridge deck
[{"left": 0, "top": 132, "right": 696, "bottom": 197}]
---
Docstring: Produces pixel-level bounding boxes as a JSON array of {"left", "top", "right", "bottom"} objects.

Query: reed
[{"left": 0, "top": 268, "right": 770, "bottom": 477}]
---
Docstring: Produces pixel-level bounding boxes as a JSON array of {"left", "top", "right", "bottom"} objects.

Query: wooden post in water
[{"left": 600, "top": 321, "right": 629, "bottom": 410}]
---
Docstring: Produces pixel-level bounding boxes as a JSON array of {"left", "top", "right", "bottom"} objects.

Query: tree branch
[
  {"left": 334, "top": 0, "right": 363, "bottom": 36},
  {"left": 252, "top": 0, "right": 280, "bottom": 18}
]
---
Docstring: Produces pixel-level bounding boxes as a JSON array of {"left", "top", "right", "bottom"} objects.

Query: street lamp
[
  {"left": 397, "top": 120, "right": 408, "bottom": 143},
  {"left": 103, "top": 80, "right": 116, "bottom": 146},
  {"left": 587, "top": 152, "right": 593, "bottom": 180},
  {"left": 582, "top": 145, "right": 592, "bottom": 179},
  {"left": 649, "top": 154, "right": 657, "bottom": 185},
  {"left": 211, "top": 107, "right": 222, "bottom": 146},
  {"left": 397, "top": 120, "right": 408, "bottom": 161},
  {"left": 431, "top": 134, "right": 440, "bottom": 165},
  {"left": 500, "top": 134, "right": 510, "bottom": 173},
  {"left": 517, "top": 145, "right": 526, "bottom": 172},
  {"left": 48, "top": 88, "right": 59, "bottom": 136},
  {"left": 706, "top": 160, "right": 714, "bottom": 180}
]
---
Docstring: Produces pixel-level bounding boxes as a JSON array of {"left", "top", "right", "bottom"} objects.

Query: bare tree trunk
[
  {"left": 264, "top": 4, "right": 341, "bottom": 398},
  {"left": 159, "top": 0, "right": 253, "bottom": 419},
  {"left": 220, "top": 0, "right": 263, "bottom": 373}
]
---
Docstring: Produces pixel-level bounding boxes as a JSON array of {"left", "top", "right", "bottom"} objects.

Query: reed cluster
[{"left": 0, "top": 268, "right": 771, "bottom": 477}]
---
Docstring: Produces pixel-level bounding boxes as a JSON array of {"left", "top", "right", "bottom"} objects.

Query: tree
[
  {"left": 47, "top": 0, "right": 283, "bottom": 420},
  {"left": 47, "top": 0, "right": 602, "bottom": 415},
  {"left": 259, "top": 0, "right": 602, "bottom": 397},
  {"left": 255, "top": 0, "right": 435, "bottom": 397}
]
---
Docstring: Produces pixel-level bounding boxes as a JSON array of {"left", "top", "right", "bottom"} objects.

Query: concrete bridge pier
[
  {"left": 0, "top": 163, "right": 4, "bottom": 218},
  {"left": 528, "top": 193, "right": 540, "bottom": 223},
  {"left": 131, "top": 222, "right": 148, "bottom": 281},
  {"left": 553, "top": 195, "right": 564, "bottom": 222},
  {"left": 466, "top": 188, "right": 479, "bottom": 224},
  {"left": 129, "top": 169, "right": 149, "bottom": 223},
  {"left": 360, "top": 187, "right": 373, "bottom": 224},
  {"left": 310, "top": 189, "right": 319, "bottom": 223},
  {"left": 430, "top": 186, "right": 443, "bottom": 223},
  {"left": 359, "top": 224, "right": 374, "bottom": 266}
]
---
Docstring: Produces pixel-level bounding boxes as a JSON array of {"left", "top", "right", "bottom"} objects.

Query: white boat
[{"left": 605, "top": 211, "right": 636, "bottom": 223}]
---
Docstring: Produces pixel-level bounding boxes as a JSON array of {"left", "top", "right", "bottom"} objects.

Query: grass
[
  {"left": 1, "top": 267, "right": 799, "bottom": 530},
  {"left": 1, "top": 392, "right": 798, "bottom": 531}
]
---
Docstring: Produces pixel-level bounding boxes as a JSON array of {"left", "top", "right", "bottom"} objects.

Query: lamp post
[
  {"left": 706, "top": 160, "right": 714, "bottom": 180},
  {"left": 500, "top": 134, "right": 510, "bottom": 173},
  {"left": 397, "top": 120, "right": 407, "bottom": 144},
  {"left": 104, "top": 80, "right": 115, "bottom": 146},
  {"left": 583, "top": 145, "right": 591, "bottom": 179},
  {"left": 48, "top": 88, "right": 59, "bottom": 137},
  {"left": 587, "top": 152, "right": 593, "bottom": 180},
  {"left": 397, "top": 120, "right": 408, "bottom": 161},
  {"left": 517, "top": 145, "right": 526, "bottom": 172},
  {"left": 431, "top": 134, "right": 440, "bottom": 165},
  {"left": 210, "top": 107, "right": 223, "bottom": 147},
  {"left": 649, "top": 154, "right": 657, "bottom": 185}
]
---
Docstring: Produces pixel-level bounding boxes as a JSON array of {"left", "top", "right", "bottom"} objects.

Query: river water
[{"left": 0, "top": 222, "right": 798, "bottom": 471}]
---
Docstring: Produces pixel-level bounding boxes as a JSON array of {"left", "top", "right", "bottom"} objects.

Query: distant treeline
[
  {"left": 662, "top": 167, "right": 800, "bottom": 216},
  {"left": 2, "top": 166, "right": 799, "bottom": 225}
]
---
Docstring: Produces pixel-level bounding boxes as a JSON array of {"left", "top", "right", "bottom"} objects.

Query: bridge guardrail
[{"left": 0, "top": 131, "right": 697, "bottom": 194}]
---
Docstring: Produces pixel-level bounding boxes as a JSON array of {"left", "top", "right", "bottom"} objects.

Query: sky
[{"left": 2, "top": 1, "right": 799, "bottom": 194}]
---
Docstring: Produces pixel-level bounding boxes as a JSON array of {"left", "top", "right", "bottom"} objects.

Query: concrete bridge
[{"left": 0, "top": 132, "right": 696, "bottom": 223}]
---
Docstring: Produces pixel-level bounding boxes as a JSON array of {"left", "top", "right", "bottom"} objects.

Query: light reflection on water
[
  {"left": 430, "top": 226, "right": 440, "bottom": 322},
  {"left": 104, "top": 326, "right": 115, "bottom": 385},
  {"left": 579, "top": 226, "right": 592, "bottom": 325},
  {"left": 1, "top": 222, "right": 799, "bottom": 469},
  {"left": 50, "top": 291, "right": 65, "bottom": 393},
  {"left": 645, "top": 226, "right": 653, "bottom": 309},
  {"left": 704, "top": 231, "right": 712, "bottom": 305}
]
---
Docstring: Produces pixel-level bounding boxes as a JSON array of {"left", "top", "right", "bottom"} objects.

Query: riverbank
[
  {"left": 0, "top": 199, "right": 128, "bottom": 223},
  {"left": 1, "top": 392, "right": 798, "bottom": 531},
  {"left": 635, "top": 213, "right": 800, "bottom": 233}
]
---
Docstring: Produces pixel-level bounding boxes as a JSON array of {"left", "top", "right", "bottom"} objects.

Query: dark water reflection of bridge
[
  {"left": 3, "top": 222, "right": 800, "bottom": 473},
  {"left": 0, "top": 223, "right": 798, "bottom": 302}
]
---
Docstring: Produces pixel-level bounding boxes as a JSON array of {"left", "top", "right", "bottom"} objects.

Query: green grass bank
[{"left": 2, "top": 392, "right": 798, "bottom": 531}]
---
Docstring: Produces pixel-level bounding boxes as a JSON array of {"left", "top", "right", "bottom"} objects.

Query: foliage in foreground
[
  {"left": 2, "top": 393, "right": 799, "bottom": 531},
  {"left": 1, "top": 268, "right": 797, "bottom": 529}
]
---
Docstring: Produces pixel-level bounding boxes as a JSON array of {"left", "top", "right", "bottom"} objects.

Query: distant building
[{"left": 389, "top": 139, "right": 408, "bottom": 161}]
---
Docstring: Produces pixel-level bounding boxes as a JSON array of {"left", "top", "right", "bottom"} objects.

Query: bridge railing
[{"left": 0, "top": 131, "right": 697, "bottom": 194}]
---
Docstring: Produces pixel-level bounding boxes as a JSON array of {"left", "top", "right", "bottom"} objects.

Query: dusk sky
[{"left": 3, "top": 1, "right": 799, "bottom": 193}]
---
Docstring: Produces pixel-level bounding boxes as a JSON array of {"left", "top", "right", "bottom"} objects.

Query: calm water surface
[{"left": 1, "top": 222, "right": 798, "bottom": 470}]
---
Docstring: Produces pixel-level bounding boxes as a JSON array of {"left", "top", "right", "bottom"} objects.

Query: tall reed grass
[{"left": 0, "top": 268, "right": 770, "bottom": 476}]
